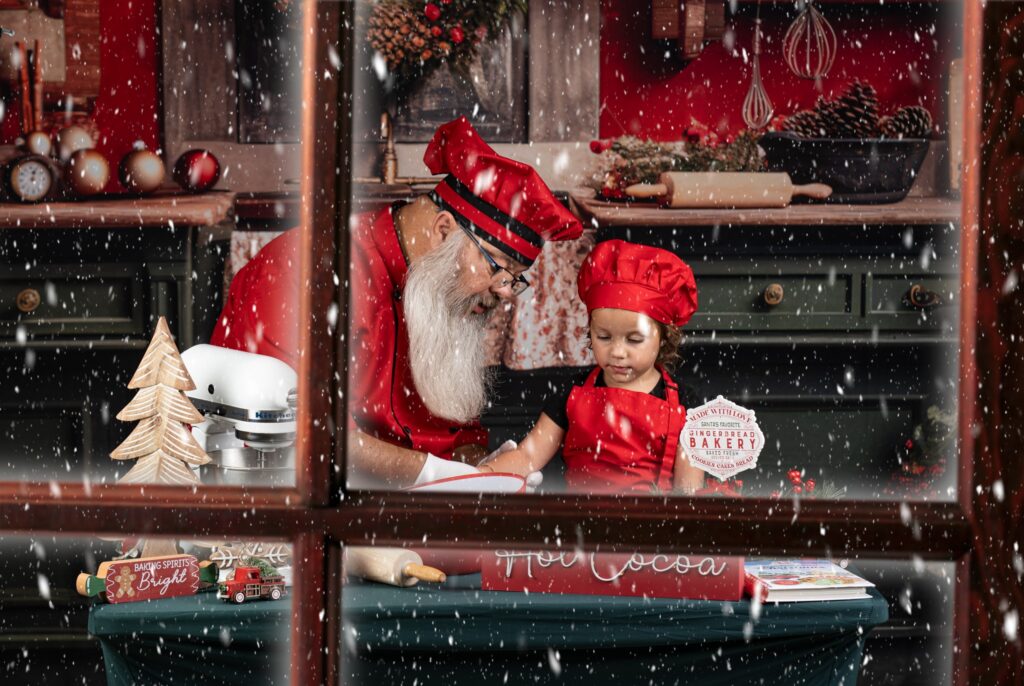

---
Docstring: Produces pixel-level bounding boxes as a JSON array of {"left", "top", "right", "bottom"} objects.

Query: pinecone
[
  {"left": 880, "top": 106, "right": 933, "bottom": 139},
  {"left": 782, "top": 109, "right": 827, "bottom": 138},
  {"left": 826, "top": 81, "right": 881, "bottom": 138},
  {"left": 367, "top": 1, "right": 426, "bottom": 72}
]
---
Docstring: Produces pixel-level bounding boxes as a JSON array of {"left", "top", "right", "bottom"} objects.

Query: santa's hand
[{"left": 413, "top": 453, "right": 479, "bottom": 486}]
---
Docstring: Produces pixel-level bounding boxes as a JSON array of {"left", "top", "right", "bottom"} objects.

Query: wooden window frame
[{"left": 0, "top": 2, "right": 1015, "bottom": 685}]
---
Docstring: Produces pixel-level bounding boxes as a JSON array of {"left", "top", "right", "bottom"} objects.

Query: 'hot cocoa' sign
[
  {"left": 681, "top": 396, "right": 764, "bottom": 481},
  {"left": 482, "top": 551, "right": 744, "bottom": 600},
  {"left": 102, "top": 555, "right": 201, "bottom": 604}
]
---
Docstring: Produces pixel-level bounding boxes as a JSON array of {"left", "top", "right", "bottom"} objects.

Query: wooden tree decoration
[{"left": 111, "top": 317, "right": 210, "bottom": 485}]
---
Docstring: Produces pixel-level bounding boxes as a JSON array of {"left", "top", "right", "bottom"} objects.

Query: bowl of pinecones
[{"left": 759, "top": 82, "right": 933, "bottom": 204}]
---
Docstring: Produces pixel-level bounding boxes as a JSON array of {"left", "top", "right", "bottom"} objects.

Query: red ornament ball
[
  {"left": 173, "top": 149, "right": 221, "bottom": 193},
  {"left": 449, "top": 25, "right": 465, "bottom": 44},
  {"left": 424, "top": 3, "right": 441, "bottom": 21}
]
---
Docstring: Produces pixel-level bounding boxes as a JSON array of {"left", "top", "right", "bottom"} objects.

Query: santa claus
[{"left": 211, "top": 117, "right": 583, "bottom": 488}]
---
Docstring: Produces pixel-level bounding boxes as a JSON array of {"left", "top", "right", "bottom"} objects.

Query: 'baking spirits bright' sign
[{"left": 681, "top": 396, "right": 764, "bottom": 480}]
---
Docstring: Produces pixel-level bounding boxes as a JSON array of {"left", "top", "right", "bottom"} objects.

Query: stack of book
[{"left": 744, "top": 559, "right": 874, "bottom": 603}]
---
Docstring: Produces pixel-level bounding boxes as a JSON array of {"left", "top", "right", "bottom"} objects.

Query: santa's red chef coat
[{"left": 210, "top": 203, "right": 487, "bottom": 458}]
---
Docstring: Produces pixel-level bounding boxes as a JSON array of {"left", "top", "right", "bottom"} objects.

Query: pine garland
[{"left": 587, "top": 128, "right": 765, "bottom": 199}]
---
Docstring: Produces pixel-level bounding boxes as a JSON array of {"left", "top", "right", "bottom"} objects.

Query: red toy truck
[{"left": 217, "top": 565, "right": 286, "bottom": 603}]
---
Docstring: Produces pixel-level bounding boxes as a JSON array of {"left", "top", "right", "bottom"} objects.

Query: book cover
[{"left": 744, "top": 559, "right": 874, "bottom": 603}]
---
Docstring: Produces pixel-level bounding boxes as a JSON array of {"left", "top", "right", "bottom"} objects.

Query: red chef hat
[
  {"left": 577, "top": 240, "right": 698, "bottom": 327},
  {"left": 425, "top": 117, "right": 583, "bottom": 267}
]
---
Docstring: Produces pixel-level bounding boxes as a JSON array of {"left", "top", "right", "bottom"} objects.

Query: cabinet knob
[
  {"left": 16, "top": 288, "right": 40, "bottom": 313},
  {"left": 902, "top": 284, "right": 943, "bottom": 309},
  {"left": 762, "top": 283, "right": 784, "bottom": 307}
]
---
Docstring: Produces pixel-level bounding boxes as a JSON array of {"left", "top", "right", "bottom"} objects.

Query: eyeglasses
[{"left": 459, "top": 225, "right": 531, "bottom": 296}]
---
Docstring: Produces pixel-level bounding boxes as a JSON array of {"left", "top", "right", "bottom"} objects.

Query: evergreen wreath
[{"left": 367, "top": 0, "right": 527, "bottom": 91}]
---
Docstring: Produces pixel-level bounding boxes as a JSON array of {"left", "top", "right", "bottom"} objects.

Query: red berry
[
  {"left": 431, "top": 25, "right": 442, "bottom": 37},
  {"left": 441, "top": 0, "right": 452, "bottom": 3},
  {"left": 450, "top": 25, "right": 465, "bottom": 44},
  {"left": 805, "top": 479, "right": 816, "bottom": 492},
  {"left": 794, "top": 485, "right": 803, "bottom": 494},
  {"left": 424, "top": 3, "right": 441, "bottom": 21},
  {"left": 589, "top": 139, "right": 612, "bottom": 154},
  {"left": 904, "top": 439, "right": 914, "bottom": 450}
]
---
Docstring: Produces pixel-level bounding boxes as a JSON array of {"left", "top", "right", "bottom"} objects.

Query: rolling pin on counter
[
  {"left": 626, "top": 172, "right": 832, "bottom": 208},
  {"left": 345, "top": 547, "right": 447, "bottom": 587}
]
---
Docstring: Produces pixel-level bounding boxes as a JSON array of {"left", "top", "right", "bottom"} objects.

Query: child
[{"left": 479, "top": 239, "right": 706, "bottom": 494}]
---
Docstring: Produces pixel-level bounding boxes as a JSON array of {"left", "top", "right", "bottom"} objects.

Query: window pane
[
  {"left": 345, "top": 0, "right": 967, "bottom": 503},
  {"left": 0, "top": 533, "right": 292, "bottom": 684},
  {"left": 235, "top": 0, "right": 303, "bottom": 143},
  {"left": 0, "top": 0, "right": 304, "bottom": 489},
  {"left": 341, "top": 545, "right": 953, "bottom": 685}
]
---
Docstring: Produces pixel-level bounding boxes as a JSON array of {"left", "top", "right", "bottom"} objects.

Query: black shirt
[{"left": 541, "top": 367, "right": 701, "bottom": 430}]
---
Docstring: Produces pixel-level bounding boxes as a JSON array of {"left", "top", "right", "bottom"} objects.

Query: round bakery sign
[{"left": 681, "top": 396, "right": 764, "bottom": 481}]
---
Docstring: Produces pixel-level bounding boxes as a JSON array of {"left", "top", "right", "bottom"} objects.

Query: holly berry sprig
[
  {"left": 786, "top": 469, "right": 816, "bottom": 495},
  {"left": 770, "top": 468, "right": 817, "bottom": 498},
  {"left": 772, "top": 469, "right": 845, "bottom": 499}
]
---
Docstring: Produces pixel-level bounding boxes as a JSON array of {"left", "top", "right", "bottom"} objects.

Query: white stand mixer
[{"left": 180, "top": 344, "right": 298, "bottom": 487}]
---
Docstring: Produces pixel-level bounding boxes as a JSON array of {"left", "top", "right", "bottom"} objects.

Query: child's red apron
[{"left": 562, "top": 366, "right": 685, "bottom": 494}]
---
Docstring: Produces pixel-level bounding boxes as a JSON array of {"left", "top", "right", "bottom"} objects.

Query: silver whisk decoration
[
  {"left": 783, "top": 0, "right": 837, "bottom": 80},
  {"left": 742, "top": 14, "right": 773, "bottom": 130}
]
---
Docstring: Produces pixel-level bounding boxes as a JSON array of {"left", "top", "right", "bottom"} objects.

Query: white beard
[{"left": 403, "top": 231, "right": 494, "bottom": 423}]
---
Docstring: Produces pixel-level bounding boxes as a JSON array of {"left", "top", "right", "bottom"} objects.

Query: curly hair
[{"left": 656, "top": 322, "right": 684, "bottom": 372}]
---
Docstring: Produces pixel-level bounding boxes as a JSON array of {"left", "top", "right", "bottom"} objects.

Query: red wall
[
  {"left": 600, "top": 1, "right": 960, "bottom": 140},
  {"left": 93, "top": 0, "right": 161, "bottom": 165},
  {"left": 2, "top": 2, "right": 960, "bottom": 169},
  {"left": 1, "top": 0, "right": 159, "bottom": 191}
]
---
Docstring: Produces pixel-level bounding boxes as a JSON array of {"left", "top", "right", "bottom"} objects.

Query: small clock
[{"left": 5, "top": 155, "right": 56, "bottom": 203}]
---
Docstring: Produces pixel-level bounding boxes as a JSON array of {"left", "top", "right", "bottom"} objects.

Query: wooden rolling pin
[
  {"left": 625, "top": 171, "right": 832, "bottom": 208},
  {"left": 345, "top": 547, "right": 446, "bottom": 587}
]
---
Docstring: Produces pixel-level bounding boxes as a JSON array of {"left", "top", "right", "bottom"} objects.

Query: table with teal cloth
[
  {"left": 88, "top": 591, "right": 290, "bottom": 686},
  {"left": 89, "top": 578, "right": 889, "bottom": 686}
]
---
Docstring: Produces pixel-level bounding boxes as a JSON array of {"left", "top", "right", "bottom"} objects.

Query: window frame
[{"left": 0, "top": 2, "right": 998, "bottom": 686}]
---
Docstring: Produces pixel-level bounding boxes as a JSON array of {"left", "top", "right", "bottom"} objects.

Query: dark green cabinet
[{"left": 0, "top": 197, "right": 233, "bottom": 484}]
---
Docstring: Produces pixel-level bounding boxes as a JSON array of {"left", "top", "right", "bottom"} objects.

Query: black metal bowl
[{"left": 759, "top": 131, "right": 931, "bottom": 204}]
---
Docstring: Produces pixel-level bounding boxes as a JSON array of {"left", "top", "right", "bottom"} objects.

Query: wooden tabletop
[
  {"left": 570, "top": 190, "right": 962, "bottom": 228},
  {"left": 0, "top": 191, "right": 237, "bottom": 229}
]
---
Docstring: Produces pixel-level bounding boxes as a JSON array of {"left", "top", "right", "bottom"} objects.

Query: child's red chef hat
[
  {"left": 424, "top": 117, "right": 583, "bottom": 268},
  {"left": 577, "top": 239, "right": 698, "bottom": 327}
]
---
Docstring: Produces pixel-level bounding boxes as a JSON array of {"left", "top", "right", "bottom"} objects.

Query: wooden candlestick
[
  {"left": 32, "top": 39, "right": 43, "bottom": 131},
  {"left": 16, "top": 41, "right": 30, "bottom": 134}
]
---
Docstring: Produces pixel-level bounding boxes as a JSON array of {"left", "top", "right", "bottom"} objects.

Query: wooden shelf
[
  {"left": 571, "top": 191, "right": 961, "bottom": 228},
  {"left": 0, "top": 191, "right": 236, "bottom": 229}
]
